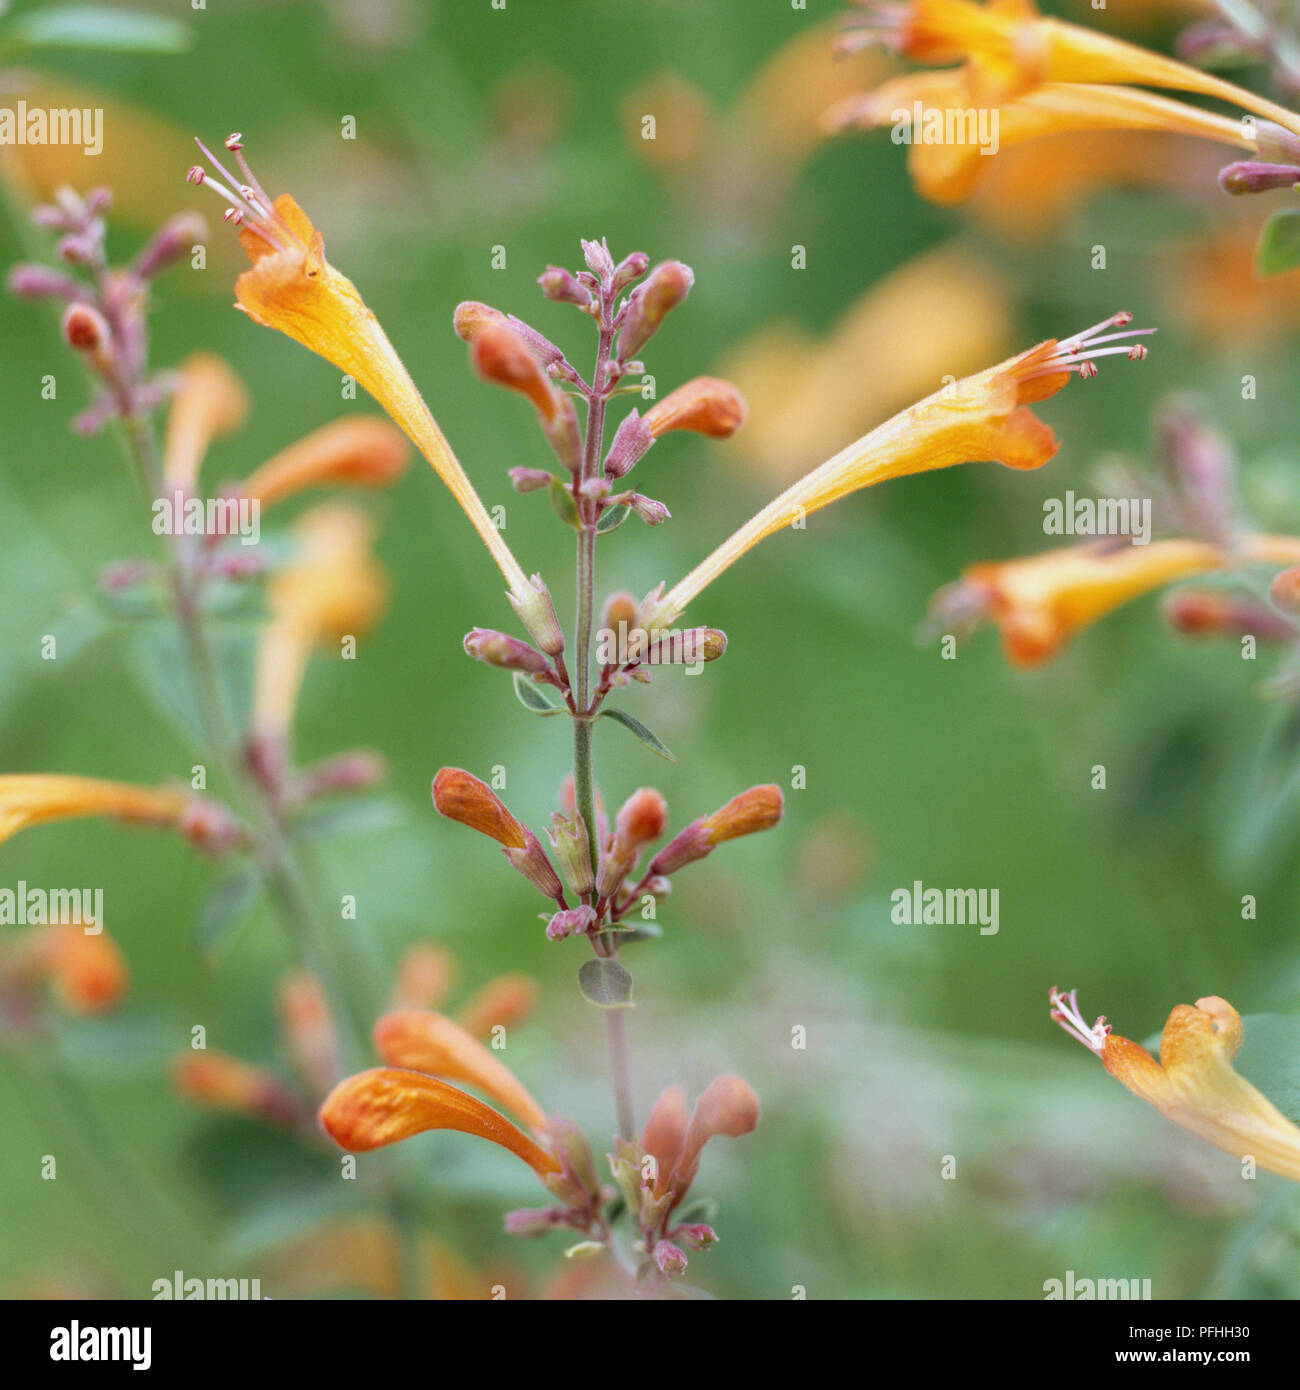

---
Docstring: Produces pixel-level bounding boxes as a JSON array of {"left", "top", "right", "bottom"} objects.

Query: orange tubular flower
[
  {"left": 842, "top": 0, "right": 1300, "bottom": 133},
  {"left": 373, "top": 1010, "right": 549, "bottom": 1134},
  {"left": 237, "top": 417, "right": 411, "bottom": 511},
  {"left": 0, "top": 774, "right": 189, "bottom": 847},
  {"left": 1050, "top": 989, "right": 1300, "bottom": 1181},
  {"left": 945, "top": 533, "right": 1300, "bottom": 666},
  {"left": 188, "top": 136, "right": 534, "bottom": 609},
  {"left": 644, "top": 378, "right": 748, "bottom": 439},
  {"left": 162, "top": 353, "right": 249, "bottom": 490},
  {"left": 643, "top": 314, "right": 1152, "bottom": 628},
  {"left": 826, "top": 71, "right": 1255, "bottom": 204},
  {"left": 318, "top": 1067, "right": 560, "bottom": 1178}
]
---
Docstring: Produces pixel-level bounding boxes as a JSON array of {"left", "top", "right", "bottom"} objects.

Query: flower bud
[
  {"left": 616, "top": 788, "right": 668, "bottom": 847},
  {"left": 509, "top": 573, "right": 566, "bottom": 656},
  {"left": 1218, "top": 160, "right": 1300, "bottom": 195},
  {"left": 453, "top": 300, "right": 506, "bottom": 343},
  {"left": 645, "top": 627, "right": 726, "bottom": 664},
  {"left": 1164, "top": 589, "right": 1293, "bottom": 642},
  {"left": 538, "top": 265, "right": 593, "bottom": 309},
  {"left": 644, "top": 377, "right": 746, "bottom": 439},
  {"left": 581, "top": 237, "right": 615, "bottom": 281},
  {"left": 611, "top": 251, "right": 650, "bottom": 294},
  {"left": 62, "top": 302, "right": 110, "bottom": 354},
  {"left": 6, "top": 262, "right": 85, "bottom": 301},
  {"left": 597, "top": 788, "right": 667, "bottom": 897},
  {"left": 432, "top": 768, "right": 527, "bottom": 848},
  {"left": 676, "top": 1223, "right": 717, "bottom": 1251},
  {"left": 509, "top": 466, "right": 553, "bottom": 493},
  {"left": 651, "top": 785, "right": 783, "bottom": 875},
  {"left": 603, "top": 409, "right": 655, "bottom": 478},
  {"left": 654, "top": 1240, "right": 689, "bottom": 1276},
  {"left": 464, "top": 627, "right": 552, "bottom": 676},
  {"left": 627, "top": 494, "right": 671, "bottom": 526},
  {"left": 504, "top": 1205, "right": 569, "bottom": 1237},
  {"left": 545, "top": 905, "right": 598, "bottom": 941},
  {"left": 601, "top": 590, "right": 639, "bottom": 633},
  {"left": 135, "top": 211, "right": 207, "bottom": 278},
  {"left": 547, "top": 810, "right": 595, "bottom": 896},
  {"left": 617, "top": 261, "right": 693, "bottom": 361}
]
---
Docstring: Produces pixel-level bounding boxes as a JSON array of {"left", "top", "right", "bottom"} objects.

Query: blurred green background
[{"left": 2, "top": 0, "right": 1300, "bottom": 1299}]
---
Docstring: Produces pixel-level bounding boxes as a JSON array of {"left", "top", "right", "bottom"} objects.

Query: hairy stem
[{"left": 572, "top": 304, "right": 636, "bottom": 1142}]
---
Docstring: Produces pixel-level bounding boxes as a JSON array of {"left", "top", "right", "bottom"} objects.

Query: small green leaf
[
  {"left": 577, "top": 957, "right": 634, "bottom": 1009},
  {"left": 513, "top": 670, "right": 565, "bottom": 715},
  {"left": 595, "top": 504, "right": 630, "bottom": 534},
  {"left": 7, "top": 5, "right": 192, "bottom": 53},
  {"left": 1255, "top": 210, "right": 1300, "bottom": 277},
  {"left": 599, "top": 707, "right": 676, "bottom": 762},
  {"left": 548, "top": 477, "right": 581, "bottom": 530},
  {"left": 194, "top": 868, "right": 262, "bottom": 961}
]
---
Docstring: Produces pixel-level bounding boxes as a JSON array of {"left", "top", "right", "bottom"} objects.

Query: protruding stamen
[
  {"left": 186, "top": 166, "right": 205, "bottom": 185},
  {"left": 223, "top": 208, "right": 245, "bottom": 227},
  {"left": 1049, "top": 986, "right": 1111, "bottom": 1054},
  {"left": 225, "top": 132, "right": 244, "bottom": 151},
  {"left": 1023, "top": 312, "right": 1157, "bottom": 384}
]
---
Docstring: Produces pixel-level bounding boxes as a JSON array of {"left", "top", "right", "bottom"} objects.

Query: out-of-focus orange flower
[
  {"left": 162, "top": 353, "right": 248, "bottom": 491},
  {"left": 1, "top": 79, "right": 206, "bottom": 235},
  {"left": 721, "top": 245, "right": 1011, "bottom": 484},
  {"left": 36, "top": 922, "right": 128, "bottom": 1015},
  {"left": 172, "top": 1051, "right": 301, "bottom": 1127},
  {"left": 644, "top": 314, "right": 1152, "bottom": 627},
  {"left": 943, "top": 533, "right": 1300, "bottom": 666},
  {"left": 964, "top": 130, "right": 1222, "bottom": 239},
  {"left": 1168, "top": 223, "right": 1300, "bottom": 345},
  {"left": 827, "top": 69, "right": 1253, "bottom": 205},
  {"left": 842, "top": 0, "right": 1300, "bottom": 131},
  {"left": 318, "top": 1067, "right": 561, "bottom": 1178},
  {"left": 237, "top": 417, "right": 410, "bottom": 511},
  {"left": 190, "top": 137, "right": 533, "bottom": 605},
  {"left": 267, "top": 1215, "right": 487, "bottom": 1300},
  {"left": 1051, "top": 989, "right": 1300, "bottom": 1181},
  {"left": 391, "top": 943, "right": 458, "bottom": 1012},
  {"left": 373, "top": 1010, "right": 548, "bottom": 1134},
  {"left": 0, "top": 774, "right": 189, "bottom": 847},
  {"left": 624, "top": 20, "right": 894, "bottom": 189},
  {"left": 250, "top": 502, "right": 389, "bottom": 740},
  {"left": 455, "top": 973, "right": 538, "bottom": 1039},
  {"left": 278, "top": 970, "right": 342, "bottom": 1100}
]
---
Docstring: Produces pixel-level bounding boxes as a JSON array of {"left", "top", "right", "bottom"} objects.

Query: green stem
[{"left": 571, "top": 303, "right": 635, "bottom": 1142}]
